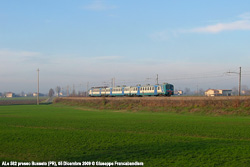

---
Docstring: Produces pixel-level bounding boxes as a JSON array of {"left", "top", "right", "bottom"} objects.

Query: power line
[{"left": 226, "top": 67, "right": 241, "bottom": 96}]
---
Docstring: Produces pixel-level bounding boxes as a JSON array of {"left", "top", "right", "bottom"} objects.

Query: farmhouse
[
  {"left": 5, "top": 92, "right": 15, "bottom": 98},
  {"left": 205, "top": 89, "right": 232, "bottom": 96}
]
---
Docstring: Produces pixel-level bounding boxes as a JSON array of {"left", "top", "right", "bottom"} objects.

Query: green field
[{"left": 1, "top": 104, "right": 250, "bottom": 166}]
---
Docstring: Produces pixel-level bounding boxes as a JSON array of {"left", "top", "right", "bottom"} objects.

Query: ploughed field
[
  {"left": 0, "top": 97, "right": 47, "bottom": 105},
  {"left": 1, "top": 104, "right": 250, "bottom": 166}
]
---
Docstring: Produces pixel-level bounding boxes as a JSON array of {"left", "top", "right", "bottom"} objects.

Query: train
[{"left": 88, "top": 83, "right": 174, "bottom": 97}]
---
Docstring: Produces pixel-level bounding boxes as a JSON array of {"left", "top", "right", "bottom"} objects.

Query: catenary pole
[
  {"left": 37, "top": 68, "right": 39, "bottom": 105},
  {"left": 239, "top": 67, "right": 241, "bottom": 96},
  {"left": 156, "top": 74, "right": 159, "bottom": 85}
]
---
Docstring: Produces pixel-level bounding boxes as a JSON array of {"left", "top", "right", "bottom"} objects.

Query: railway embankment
[{"left": 54, "top": 96, "right": 250, "bottom": 115}]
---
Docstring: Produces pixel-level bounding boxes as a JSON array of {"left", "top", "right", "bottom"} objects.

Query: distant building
[
  {"left": 241, "top": 90, "right": 250, "bottom": 95},
  {"left": 0, "top": 92, "right": 2, "bottom": 97},
  {"left": 5, "top": 92, "right": 15, "bottom": 98},
  {"left": 25, "top": 93, "right": 33, "bottom": 97},
  {"left": 174, "top": 90, "right": 183, "bottom": 95},
  {"left": 33, "top": 93, "right": 44, "bottom": 97},
  {"left": 205, "top": 89, "right": 232, "bottom": 96}
]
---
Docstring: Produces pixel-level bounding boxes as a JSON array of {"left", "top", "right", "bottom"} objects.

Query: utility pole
[
  {"left": 156, "top": 74, "right": 159, "bottom": 85},
  {"left": 87, "top": 82, "right": 89, "bottom": 96},
  {"left": 37, "top": 68, "right": 40, "bottom": 105},
  {"left": 239, "top": 67, "right": 242, "bottom": 96},
  {"left": 112, "top": 78, "right": 115, "bottom": 87},
  {"left": 227, "top": 67, "right": 242, "bottom": 96}
]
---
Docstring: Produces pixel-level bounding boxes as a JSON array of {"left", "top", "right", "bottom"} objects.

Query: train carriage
[{"left": 89, "top": 83, "right": 174, "bottom": 97}]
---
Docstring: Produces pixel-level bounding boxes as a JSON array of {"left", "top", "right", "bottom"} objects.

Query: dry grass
[{"left": 54, "top": 96, "right": 250, "bottom": 115}]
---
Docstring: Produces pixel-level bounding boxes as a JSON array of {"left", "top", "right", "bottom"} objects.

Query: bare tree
[
  {"left": 184, "top": 87, "right": 191, "bottom": 95},
  {"left": 232, "top": 87, "right": 238, "bottom": 96},
  {"left": 71, "top": 89, "right": 76, "bottom": 96},
  {"left": 198, "top": 88, "right": 205, "bottom": 96},
  {"left": 49, "top": 88, "right": 55, "bottom": 97},
  {"left": 20, "top": 91, "right": 25, "bottom": 97},
  {"left": 55, "top": 86, "right": 61, "bottom": 97}
]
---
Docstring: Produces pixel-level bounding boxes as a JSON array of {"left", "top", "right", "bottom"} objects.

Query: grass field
[{"left": 1, "top": 104, "right": 250, "bottom": 166}]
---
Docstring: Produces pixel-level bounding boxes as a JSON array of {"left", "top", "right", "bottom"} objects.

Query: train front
[{"left": 164, "top": 83, "right": 174, "bottom": 96}]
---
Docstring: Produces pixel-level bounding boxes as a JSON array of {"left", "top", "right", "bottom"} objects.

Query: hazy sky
[{"left": 1, "top": 0, "right": 250, "bottom": 93}]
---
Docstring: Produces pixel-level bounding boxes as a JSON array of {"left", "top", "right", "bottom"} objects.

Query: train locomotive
[{"left": 88, "top": 83, "right": 174, "bottom": 97}]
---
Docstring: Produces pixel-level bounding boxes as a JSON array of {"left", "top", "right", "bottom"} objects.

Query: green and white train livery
[{"left": 89, "top": 83, "right": 174, "bottom": 97}]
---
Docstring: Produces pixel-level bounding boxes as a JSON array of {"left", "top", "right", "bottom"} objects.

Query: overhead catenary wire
[{"left": 59, "top": 67, "right": 248, "bottom": 93}]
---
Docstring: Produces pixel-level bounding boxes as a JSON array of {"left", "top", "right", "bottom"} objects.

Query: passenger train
[{"left": 88, "top": 83, "right": 174, "bottom": 97}]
